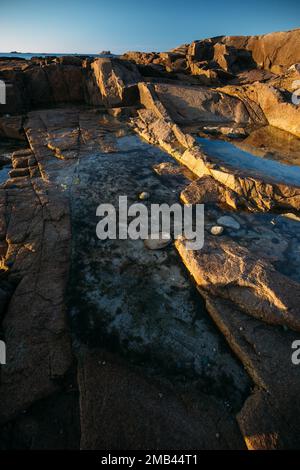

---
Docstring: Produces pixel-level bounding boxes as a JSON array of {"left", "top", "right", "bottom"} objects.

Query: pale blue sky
[{"left": 0, "top": 0, "right": 299, "bottom": 53}]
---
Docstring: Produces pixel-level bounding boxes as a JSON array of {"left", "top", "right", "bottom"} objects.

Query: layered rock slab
[
  {"left": 206, "top": 296, "right": 300, "bottom": 450},
  {"left": 219, "top": 82, "right": 300, "bottom": 139},
  {"left": 0, "top": 108, "right": 129, "bottom": 426},
  {"left": 176, "top": 237, "right": 300, "bottom": 449},
  {"left": 139, "top": 82, "right": 253, "bottom": 125},
  {"left": 0, "top": 175, "right": 72, "bottom": 423},
  {"left": 0, "top": 107, "right": 252, "bottom": 448}
]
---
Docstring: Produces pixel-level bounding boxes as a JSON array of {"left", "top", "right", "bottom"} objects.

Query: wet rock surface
[
  {"left": 65, "top": 123, "right": 249, "bottom": 400},
  {"left": 204, "top": 296, "right": 300, "bottom": 450}
]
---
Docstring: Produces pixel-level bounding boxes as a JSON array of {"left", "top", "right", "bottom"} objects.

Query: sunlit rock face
[
  {"left": 183, "top": 29, "right": 300, "bottom": 74},
  {"left": 151, "top": 83, "right": 252, "bottom": 125},
  {"left": 124, "top": 29, "right": 300, "bottom": 83},
  {"left": 234, "top": 126, "right": 300, "bottom": 166},
  {"left": 218, "top": 82, "right": 300, "bottom": 139},
  {"left": 90, "top": 58, "right": 141, "bottom": 107}
]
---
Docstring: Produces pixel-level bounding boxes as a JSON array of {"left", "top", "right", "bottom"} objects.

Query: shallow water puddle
[
  {"left": 197, "top": 136, "right": 300, "bottom": 186},
  {"left": 0, "top": 165, "right": 10, "bottom": 184},
  {"left": 0, "top": 139, "right": 27, "bottom": 185}
]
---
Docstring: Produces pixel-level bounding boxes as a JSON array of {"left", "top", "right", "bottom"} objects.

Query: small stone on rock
[{"left": 211, "top": 225, "right": 224, "bottom": 236}]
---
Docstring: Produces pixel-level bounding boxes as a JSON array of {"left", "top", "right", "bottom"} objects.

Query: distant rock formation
[{"left": 125, "top": 28, "right": 300, "bottom": 75}]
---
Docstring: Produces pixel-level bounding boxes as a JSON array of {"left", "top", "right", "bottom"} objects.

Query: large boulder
[
  {"left": 141, "top": 82, "right": 252, "bottom": 124},
  {"left": 188, "top": 39, "right": 215, "bottom": 61},
  {"left": 220, "top": 82, "right": 300, "bottom": 138},
  {"left": 23, "top": 66, "right": 52, "bottom": 106},
  {"left": 90, "top": 58, "right": 141, "bottom": 107},
  {"left": 0, "top": 115, "right": 26, "bottom": 140},
  {"left": 121, "top": 51, "right": 160, "bottom": 65},
  {"left": 253, "top": 83, "right": 300, "bottom": 138},
  {"left": 223, "top": 29, "right": 300, "bottom": 73},
  {"left": 176, "top": 236, "right": 300, "bottom": 331}
]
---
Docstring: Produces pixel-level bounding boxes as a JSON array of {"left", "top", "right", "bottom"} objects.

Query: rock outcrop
[
  {"left": 220, "top": 29, "right": 300, "bottom": 73},
  {"left": 124, "top": 29, "right": 300, "bottom": 78},
  {"left": 0, "top": 106, "right": 251, "bottom": 449},
  {"left": 176, "top": 236, "right": 300, "bottom": 331},
  {"left": 0, "top": 170, "right": 73, "bottom": 423},
  {"left": 0, "top": 56, "right": 141, "bottom": 116},
  {"left": 145, "top": 83, "right": 252, "bottom": 125},
  {"left": 133, "top": 87, "right": 300, "bottom": 214},
  {"left": 78, "top": 350, "right": 245, "bottom": 450},
  {"left": 0, "top": 58, "right": 86, "bottom": 115}
]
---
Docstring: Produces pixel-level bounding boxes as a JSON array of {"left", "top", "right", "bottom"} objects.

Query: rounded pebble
[
  {"left": 211, "top": 225, "right": 224, "bottom": 236},
  {"left": 139, "top": 191, "right": 150, "bottom": 200}
]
